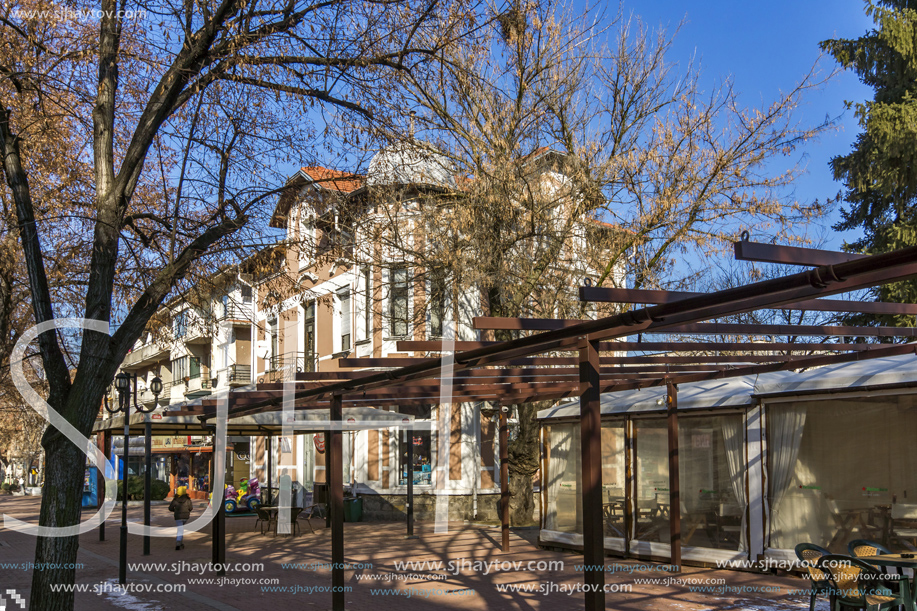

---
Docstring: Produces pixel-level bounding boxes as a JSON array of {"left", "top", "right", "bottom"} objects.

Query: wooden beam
[
  {"left": 396, "top": 340, "right": 876, "bottom": 353},
  {"left": 733, "top": 240, "right": 867, "bottom": 267},
  {"left": 579, "top": 337, "right": 605, "bottom": 611},
  {"left": 579, "top": 286, "right": 917, "bottom": 315},
  {"left": 472, "top": 316, "right": 917, "bottom": 338}
]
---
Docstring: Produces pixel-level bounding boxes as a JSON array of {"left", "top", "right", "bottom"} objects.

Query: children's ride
[{"left": 223, "top": 478, "right": 262, "bottom": 513}]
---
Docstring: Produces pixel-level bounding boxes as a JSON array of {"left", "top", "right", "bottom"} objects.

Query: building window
[
  {"left": 362, "top": 267, "right": 371, "bottom": 340},
  {"left": 399, "top": 429, "right": 432, "bottom": 486},
  {"left": 241, "top": 284, "right": 252, "bottom": 303},
  {"left": 339, "top": 288, "right": 351, "bottom": 352},
  {"left": 173, "top": 356, "right": 188, "bottom": 380},
  {"left": 429, "top": 270, "right": 447, "bottom": 338},
  {"left": 390, "top": 266, "right": 409, "bottom": 337},
  {"left": 268, "top": 318, "right": 279, "bottom": 370},
  {"left": 172, "top": 356, "right": 199, "bottom": 381},
  {"left": 304, "top": 300, "right": 315, "bottom": 356},
  {"left": 302, "top": 300, "right": 315, "bottom": 373},
  {"left": 173, "top": 309, "right": 188, "bottom": 338}
]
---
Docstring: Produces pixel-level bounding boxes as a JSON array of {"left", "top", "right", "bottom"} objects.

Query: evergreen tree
[{"left": 821, "top": 0, "right": 917, "bottom": 325}]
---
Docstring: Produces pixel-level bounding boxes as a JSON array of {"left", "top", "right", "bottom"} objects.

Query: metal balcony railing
[
  {"left": 266, "top": 352, "right": 315, "bottom": 374},
  {"left": 184, "top": 374, "right": 212, "bottom": 394},
  {"left": 227, "top": 364, "right": 251, "bottom": 384},
  {"left": 139, "top": 381, "right": 172, "bottom": 406},
  {"left": 216, "top": 302, "right": 254, "bottom": 323}
]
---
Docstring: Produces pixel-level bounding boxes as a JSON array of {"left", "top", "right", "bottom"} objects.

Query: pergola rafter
[{"left": 157, "top": 240, "right": 917, "bottom": 611}]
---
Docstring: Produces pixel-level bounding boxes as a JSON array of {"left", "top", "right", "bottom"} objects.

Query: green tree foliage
[{"left": 821, "top": 0, "right": 917, "bottom": 325}]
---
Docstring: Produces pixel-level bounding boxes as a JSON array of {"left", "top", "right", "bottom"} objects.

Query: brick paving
[{"left": 0, "top": 495, "right": 826, "bottom": 610}]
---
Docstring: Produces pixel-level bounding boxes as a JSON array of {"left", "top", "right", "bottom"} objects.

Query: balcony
[
  {"left": 180, "top": 321, "right": 211, "bottom": 345},
  {"left": 212, "top": 365, "right": 251, "bottom": 389},
  {"left": 262, "top": 352, "right": 314, "bottom": 383},
  {"left": 216, "top": 302, "right": 254, "bottom": 325},
  {"left": 183, "top": 374, "right": 212, "bottom": 398},
  {"left": 228, "top": 364, "right": 251, "bottom": 385},
  {"left": 139, "top": 381, "right": 172, "bottom": 407},
  {"left": 123, "top": 342, "right": 170, "bottom": 368}
]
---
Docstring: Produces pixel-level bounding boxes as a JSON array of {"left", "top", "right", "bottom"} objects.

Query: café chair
[
  {"left": 848, "top": 539, "right": 903, "bottom": 588},
  {"left": 795, "top": 543, "right": 832, "bottom": 611},
  {"left": 817, "top": 554, "right": 904, "bottom": 611},
  {"left": 891, "top": 504, "right": 917, "bottom": 549},
  {"left": 255, "top": 506, "right": 276, "bottom": 536}
]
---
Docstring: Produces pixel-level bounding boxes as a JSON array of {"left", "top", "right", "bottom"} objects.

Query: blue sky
[{"left": 615, "top": 0, "right": 875, "bottom": 250}]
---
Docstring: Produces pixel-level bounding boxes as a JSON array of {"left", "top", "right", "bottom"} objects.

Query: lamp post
[{"left": 105, "top": 372, "right": 160, "bottom": 584}]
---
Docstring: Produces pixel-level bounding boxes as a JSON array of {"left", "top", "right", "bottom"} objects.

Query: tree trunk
[
  {"left": 508, "top": 470, "right": 534, "bottom": 526},
  {"left": 29, "top": 435, "right": 86, "bottom": 611},
  {"left": 506, "top": 403, "right": 543, "bottom": 526}
]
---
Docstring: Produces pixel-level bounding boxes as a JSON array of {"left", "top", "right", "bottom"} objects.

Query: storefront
[
  {"left": 110, "top": 435, "right": 213, "bottom": 499},
  {"left": 539, "top": 354, "right": 917, "bottom": 565}
]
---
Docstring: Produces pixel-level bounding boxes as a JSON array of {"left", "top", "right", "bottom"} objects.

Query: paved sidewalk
[{"left": 0, "top": 496, "right": 825, "bottom": 610}]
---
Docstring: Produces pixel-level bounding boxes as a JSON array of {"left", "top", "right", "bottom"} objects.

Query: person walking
[{"left": 168, "top": 486, "right": 193, "bottom": 550}]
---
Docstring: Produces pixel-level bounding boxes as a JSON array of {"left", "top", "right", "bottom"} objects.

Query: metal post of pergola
[
  {"left": 499, "top": 409, "right": 509, "bottom": 553},
  {"left": 579, "top": 337, "right": 604, "bottom": 611},
  {"left": 266, "top": 434, "right": 273, "bottom": 506},
  {"left": 324, "top": 427, "right": 332, "bottom": 528},
  {"left": 405, "top": 423, "right": 415, "bottom": 538},
  {"left": 330, "top": 394, "right": 345, "bottom": 611},
  {"left": 666, "top": 381, "right": 681, "bottom": 567},
  {"left": 98, "top": 430, "right": 110, "bottom": 542},
  {"left": 143, "top": 421, "right": 152, "bottom": 556}
]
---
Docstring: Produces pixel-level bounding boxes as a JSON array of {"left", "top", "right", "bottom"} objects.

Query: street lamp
[
  {"left": 150, "top": 376, "right": 163, "bottom": 397},
  {"left": 105, "top": 371, "right": 160, "bottom": 584}
]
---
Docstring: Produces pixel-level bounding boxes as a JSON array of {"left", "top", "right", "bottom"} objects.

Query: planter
[{"left": 25, "top": 487, "right": 42, "bottom": 496}]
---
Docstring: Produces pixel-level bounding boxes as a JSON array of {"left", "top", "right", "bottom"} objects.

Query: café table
[
  {"left": 258, "top": 506, "right": 279, "bottom": 535},
  {"left": 859, "top": 553, "right": 917, "bottom": 611},
  {"left": 603, "top": 500, "right": 625, "bottom": 537},
  {"left": 259, "top": 506, "right": 302, "bottom": 536}
]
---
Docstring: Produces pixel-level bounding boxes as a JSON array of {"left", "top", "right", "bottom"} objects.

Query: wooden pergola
[{"left": 173, "top": 240, "right": 917, "bottom": 611}]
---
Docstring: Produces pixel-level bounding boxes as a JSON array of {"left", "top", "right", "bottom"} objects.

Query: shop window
[{"left": 399, "top": 429, "right": 432, "bottom": 486}]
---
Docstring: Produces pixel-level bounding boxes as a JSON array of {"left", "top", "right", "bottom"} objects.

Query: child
[{"left": 168, "top": 486, "right": 193, "bottom": 550}]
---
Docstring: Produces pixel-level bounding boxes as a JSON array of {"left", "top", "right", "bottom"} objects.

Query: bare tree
[
  {"left": 0, "top": 0, "right": 487, "bottom": 607},
  {"left": 338, "top": 2, "right": 836, "bottom": 523}
]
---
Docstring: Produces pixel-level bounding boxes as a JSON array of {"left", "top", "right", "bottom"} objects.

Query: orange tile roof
[{"left": 299, "top": 167, "right": 364, "bottom": 193}]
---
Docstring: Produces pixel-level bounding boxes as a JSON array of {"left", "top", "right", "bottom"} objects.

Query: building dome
[{"left": 366, "top": 141, "right": 455, "bottom": 188}]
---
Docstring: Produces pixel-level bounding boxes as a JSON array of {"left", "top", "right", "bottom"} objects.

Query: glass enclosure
[
  {"left": 544, "top": 413, "right": 747, "bottom": 553},
  {"left": 767, "top": 397, "right": 917, "bottom": 552},
  {"left": 544, "top": 423, "right": 581, "bottom": 533},
  {"left": 601, "top": 423, "right": 626, "bottom": 538},
  {"left": 633, "top": 415, "right": 746, "bottom": 551}
]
